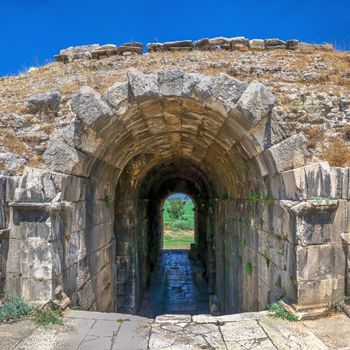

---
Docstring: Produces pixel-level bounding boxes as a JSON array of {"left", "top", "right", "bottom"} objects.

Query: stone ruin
[{"left": 0, "top": 36, "right": 350, "bottom": 319}]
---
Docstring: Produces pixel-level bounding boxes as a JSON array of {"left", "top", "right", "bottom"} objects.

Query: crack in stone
[{"left": 256, "top": 319, "right": 278, "bottom": 349}]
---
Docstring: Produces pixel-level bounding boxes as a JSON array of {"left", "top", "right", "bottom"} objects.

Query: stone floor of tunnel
[{"left": 138, "top": 250, "right": 209, "bottom": 318}]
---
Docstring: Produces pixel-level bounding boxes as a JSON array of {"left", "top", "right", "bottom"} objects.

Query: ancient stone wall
[{"left": 0, "top": 38, "right": 349, "bottom": 318}]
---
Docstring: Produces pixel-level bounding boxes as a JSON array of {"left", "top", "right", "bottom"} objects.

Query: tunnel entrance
[
  {"left": 162, "top": 193, "right": 195, "bottom": 250},
  {"left": 12, "top": 68, "right": 342, "bottom": 320}
]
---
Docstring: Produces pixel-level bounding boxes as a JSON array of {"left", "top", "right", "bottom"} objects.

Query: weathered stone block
[
  {"left": 21, "top": 278, "right": 53, "bottom": 301},
  {"left": 281, "top": 162, "right": 331, "bottom": 200},
  {"left": 330, "top": 167, "right": 349, "bottom": 199},
  {"left": 296, "top": 244, "right": 345, "bottom": 280},
  {"left": 43, "top": 140, "right": 89, "bottom": 176},
  {"left": 70, "top": 86, "right": 112, "bottom": 130},
  {"left": 236, "top": 81, "right": 276, "bottom": 125},
  {"left": 249, "top": 39, "right": 265, "bottom": 50},
  {"left": 297, "top": 277, "right": 345, "bottom": 306},
  {"left": 212, "top": 73, "right": 248, "bottom": 109},
  {"left": 127, "top": 68, "right": 159, "bottom": 101},
  {"left": 158, "top": 69, "right": 184, "bottom": 97},
  {"left": 27, "top": 91, "right": 61, "bottom": 112},
  {"left": 103, "top": 81, "right": 130, "bottom": 115},
  {"left": 265, "top": 133, "right": 309, "bottom": 173}
]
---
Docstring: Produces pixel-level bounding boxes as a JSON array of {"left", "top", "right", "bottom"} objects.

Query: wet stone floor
[{"left": 138, "top": 250, "right": 209, "bottom": 318}]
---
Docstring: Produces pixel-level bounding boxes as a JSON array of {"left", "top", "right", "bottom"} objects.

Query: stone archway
[{"left": 3, "top": 68, "right": 348, "bottom": 318}]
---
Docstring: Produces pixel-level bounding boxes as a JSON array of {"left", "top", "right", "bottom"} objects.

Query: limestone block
[
  {"left": 193, "top": 38, "right": 210, "bottom": 50},
  {"left": 182, "top": 73, "right": 213, "bottom": 100},
  {"left": 61, "top": 175, "right": 87, "bottom": 202},
  {"left": 158, "top": 69, "right": 184, "bottom": 97},
  {"left": 103, "top": 82, "right": 130, "bottom": 114},
  {"left": 265, "top": 133, "right": 309, "bottom": 173},
  {"left": 236, "top": 81, "right": 276, "bottom": 125},
  {"left": 162, "top": 40, "right": 193, "bottom": 51},
  {"left": 281, "top": 162, "right": 331, "bottom": 200},
  {"left": 229, "top": 37, "right": 249, "bottom": 50},
  {"left": 208, "top": 37, "right": 231, "bottom": 49},
  {"left": 249, "top": 39, "right": 265, "bottom": 50},
  {"left": 287, "top": 39, "right": 299, "bottom": 50},
  {"left": 13, "top": 167, "right": 63, "bottom": 203},
  {"left": 330, "top": 167, "right": 349, "bottom": 199},
  {"left": 212, "top": 73, "right": 248, "bottom": 109},
  {"left": 70, "top": 86, "right": 112, "bottom": 130},
  {"left": 264, "top": 38, "right": 287, "bottom": 49},
  {"left": 27, "top": 91, "right": 61, "bottom": 112},
  {"left": 0, "top": 176, "right": 8, "bottom": 229},
  {"left": 60, "top": 44, "right": 99, "bottom": 61},
  {"left": 21, "top": 239, "right": 53, "bottom": 279},
  {"left": 5, "top": 238, "right": 21, "bottom": 274},
  {"left": 43, "top": 139, "right": 89, "bottom": 177},
  {"left": 21, "top": 278, "right": 53, "bottom": 302},
  {"left": 297, "top": 277, "right": 345, "bottom": 306},
  {"left": 91, "top": 44, "right": 117, "bottom": 59},
  {"left": 295, "top": 213, "right": 334, "bottom": 246},
  {"left": 296, "top": 244, "right": 345, "bottom": 281},
  {"left": 127, "top": 68, "right": 159, "bottom": 101}
]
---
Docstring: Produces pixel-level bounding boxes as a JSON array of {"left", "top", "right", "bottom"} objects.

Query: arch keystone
[
  {"left": 182, "top": 73, "right": 213, "bottom": 100},
  {"left": 158, "top": 68, "right": 184, "bottom": 96}
]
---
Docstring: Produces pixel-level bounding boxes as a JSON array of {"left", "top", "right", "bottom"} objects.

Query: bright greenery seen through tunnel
[{"left": 162, "top": 194, "right": 195, "bottom": 250}]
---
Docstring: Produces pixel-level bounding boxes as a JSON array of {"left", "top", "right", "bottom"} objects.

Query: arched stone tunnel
[{"left": 2, "top": 68, "right": 349, "bottom": 318}]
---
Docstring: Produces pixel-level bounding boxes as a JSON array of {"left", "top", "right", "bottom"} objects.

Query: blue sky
[{"left": 0, "top": 0, "right": 349, "bottom": 76}]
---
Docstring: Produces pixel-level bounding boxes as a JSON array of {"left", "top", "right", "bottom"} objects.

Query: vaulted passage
[{"left": 4, "top": 68, "right": 349, "bottom": 319}]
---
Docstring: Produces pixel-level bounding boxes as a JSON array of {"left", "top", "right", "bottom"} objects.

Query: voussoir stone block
[
  {"left": 212, "top": 73, "right": 248, "bottom": 108},
  {"left": 182, "top": 73, "right": 213, "bottom": 100},
  {"left": 266, "top": 133, "right": 309, "bottom": 173},
  {"left": 103, "top": 81, "right": 130, "bottom": 114},
  {"left": 158, "top": 69, "right": 184, "bottom": 96},
  {"left": 127, "top": 68, "right": 159, "bottom": 101},
  {"left": 43, "top": 139, "right": 89, "bottom": 176},
  {"left": 70, "top": 86, "right": 112, "bottom": 130},
  {"left": 236, "top": 81, "right": 276, "bottom": 125}
]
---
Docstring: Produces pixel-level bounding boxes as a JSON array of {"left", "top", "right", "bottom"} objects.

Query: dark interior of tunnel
[{"left": 114, "top": 158, "right": 217, "bottom": 315}]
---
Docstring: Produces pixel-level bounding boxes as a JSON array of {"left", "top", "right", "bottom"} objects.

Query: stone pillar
[
  {"left": 283, "top": 200, "right": 345, "bottom": 318},
  {"left": 7, "top": 202, "right": 59, "bottom": 302}
]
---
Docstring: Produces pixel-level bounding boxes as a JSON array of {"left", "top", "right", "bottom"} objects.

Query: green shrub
[
  {"left": 33, "top": 308, "right": 62, "bottom": 326},
  {"left": 266, "top": 301, "right": 298, "bottom": 321},
  {"left": 0, "top": 296, "right": 34, "bottom": 323},
  {"left": 171, "top": 220, "right": 193, "bottom": 231}
]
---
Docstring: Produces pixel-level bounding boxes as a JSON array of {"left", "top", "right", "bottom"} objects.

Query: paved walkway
[
  {"left": 139, "top": 250, "right": 209, "bottom": 318},
  {"left": 2, "top": 310, "right": 350, "bottom": 349}
]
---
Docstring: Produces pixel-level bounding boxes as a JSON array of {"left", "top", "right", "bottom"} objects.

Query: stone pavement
[
  {"left": 1, "top": 310, "right": 350, "bottom": 349},
  {"left": 139, "top": 250, "right": 209, "bottom": 318}
]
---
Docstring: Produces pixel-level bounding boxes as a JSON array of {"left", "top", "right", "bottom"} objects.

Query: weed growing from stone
[
  {"left": 33, "top": 308, "right": 62, "bottom": 326},
  {"left": 0, "top": 294, "right": 62, "bottom": 325},
  {"left": 266, "top": 302, "right": 298, "bottom": 321},
  {"left": 244, "top": 261, "right": 253, "bottom": 277}
]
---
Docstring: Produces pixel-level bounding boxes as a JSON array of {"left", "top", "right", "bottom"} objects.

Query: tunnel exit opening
[{"left": 162, "top": 193, "right": 195, "bottom": 250}]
